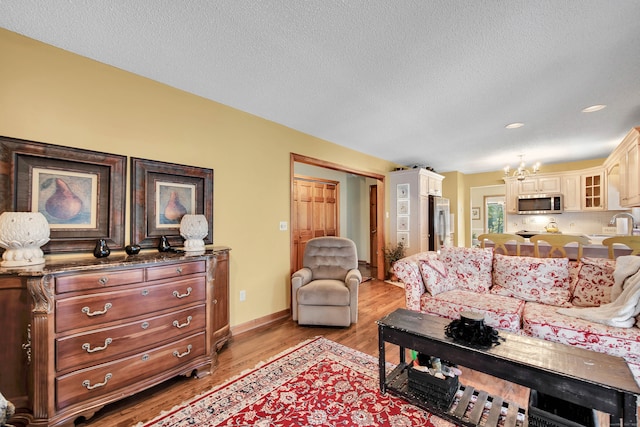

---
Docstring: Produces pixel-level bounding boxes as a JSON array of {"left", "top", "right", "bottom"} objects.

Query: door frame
[{"left": 290, "top": 153, "right": 386, "bottom": 280}]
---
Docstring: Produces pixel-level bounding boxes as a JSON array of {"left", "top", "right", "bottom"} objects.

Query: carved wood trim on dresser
[{"left": 0, "top": 247, "right": 231, "bottom": 427}]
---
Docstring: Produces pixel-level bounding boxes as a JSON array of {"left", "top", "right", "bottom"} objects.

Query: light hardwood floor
[{"left": 69, "top": 278, "right": 535, "bottom": 427}]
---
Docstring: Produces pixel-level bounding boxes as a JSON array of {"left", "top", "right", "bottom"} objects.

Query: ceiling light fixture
[
  {"left": 505, "top": 122, "right": 524, "bottom": 129},
  {"left": 582, "top": 104, "right": 606, "bottom": 113},
  {"left": 504, "top": 155, "right": 540, "bottom": 181}
]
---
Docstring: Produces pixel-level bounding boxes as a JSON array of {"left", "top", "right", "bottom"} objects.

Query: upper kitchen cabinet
[
  {"left": 605, "top": 127, "right": 640, "bottom": 208},
  {"left": 562, "top": 168, "right": 605, "bottom": 212},
  {"left": 517, "top": 175, "right": 561, "bottom": 194},
  {"left": 581, "top": 168, "right": 605, "bottom": 211},
  {"left": 561, "top": 172, "right": 582, "bottom": 212}
]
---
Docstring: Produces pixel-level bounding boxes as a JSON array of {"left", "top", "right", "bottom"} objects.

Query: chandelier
[{"left": 504, "top": 155, "right": 540, "bottom": 181}]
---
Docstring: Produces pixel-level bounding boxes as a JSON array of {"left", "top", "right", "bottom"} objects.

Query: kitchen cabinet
[
  {"left": 1, "top": 248, "right": 231, "bottom": 427},
  {"left": 605, "top": 127, "right": 640, "bottom": 207},
  {"left": 504, "top": 179, "right": 520, "bottom": 214},
  {"left": 561, "top": 173, "right": 581, "bottom": 212},
  {"left": 581, "top": 169, "right": 605, "bottom": 210},
  {"left": 518, "top": 175, "right": 561, "bottom": 194},
  {"left": 390, "top": 168, "right": 444, "bottom": 255}
]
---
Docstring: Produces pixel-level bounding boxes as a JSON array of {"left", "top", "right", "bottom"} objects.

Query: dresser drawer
[
  {"left": 55, "top": 276, "right": 205, "bottom": 333},
  {"left": 56, "top": 268, "right": 145, "bottom": 293},
  {"left": 56, "top": 304, "right": 206, "bottom": 372},
  {"left": 56, "top": 332, "right": 206, "bottom": 410},
  {"left": 146, "top": 260, "right": 206, "bottom": 282}
]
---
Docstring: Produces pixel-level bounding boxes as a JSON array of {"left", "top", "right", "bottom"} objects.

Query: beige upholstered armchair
[{"left": 292, "top": 237, "right": 361, "bottom": 327}]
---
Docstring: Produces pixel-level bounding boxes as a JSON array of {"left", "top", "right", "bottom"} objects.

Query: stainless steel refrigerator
[{"left": 428, "top": 195, "right": 451, "bottom": 251}]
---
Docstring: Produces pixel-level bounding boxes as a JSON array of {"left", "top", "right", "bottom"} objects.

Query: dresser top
[{"left": 0, "top": 246, "right": 231, "bottom": 277}]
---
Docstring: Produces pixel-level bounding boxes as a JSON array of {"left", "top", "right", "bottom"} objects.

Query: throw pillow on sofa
[
  {"left": 440, "top": 246, "right": 494, "bottom": 293},
  {"left": 418, "top": 247, "right": 493, "bottom": 295},
  {"left": 491, "top": 254, "right": 572, "bottom": 307},
  {"left": 419, "top": 258, "right": 454, "bottom": 295},
  {"left": 571, "top": 257, "right": 616, "bottom": 307}
]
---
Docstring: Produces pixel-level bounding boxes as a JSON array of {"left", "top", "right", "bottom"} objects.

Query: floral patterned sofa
[{"left": 393, "top": 246, "right": 640, "bottom": 383}]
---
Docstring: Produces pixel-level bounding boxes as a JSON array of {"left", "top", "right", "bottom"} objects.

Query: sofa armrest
[{"left": 393, "top": 252, "right": 437, "bottom": 310}]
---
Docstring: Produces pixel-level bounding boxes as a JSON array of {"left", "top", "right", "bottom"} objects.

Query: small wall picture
[
  {"left": 397, "top": 183, "right": 409, "bottom": 199},
  {"left": 397, "top": 199, "right": 409, "bottom": 215},
  {"left": 397, "top": 216, "right": 409, "bottom": 231},
  {"left": 397, "top": 232, "right": 410, "bottom": 248},
  {"left": 472, "top": 207, "right": 481, "bottom": 220}
]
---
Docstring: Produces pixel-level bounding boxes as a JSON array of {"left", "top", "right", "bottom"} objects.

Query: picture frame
[
  {"left": 397, "top": 232, "right": 410, "bottom": 248},
  {"left": 397, "top": 183, "right": 410, "bottom": 200},
  {"left": 0, "top": 136, "right": 126, "bottom": 252},
  {"left": 131, "top": 158, "right": 213, "bottom": 248},
  {"left": 397, "top": 199, "right": 410, "bottom": 216},
  {"left": 472, "top": 206, "right": 481, "bottom": 220},
  {"left": 397, "top": 216, "right": 409, "bottom": 232}
]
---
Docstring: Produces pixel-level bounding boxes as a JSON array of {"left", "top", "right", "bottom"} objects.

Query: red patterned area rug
[{"left": 139, "top": 336, "right": 453, "bottom": 427}]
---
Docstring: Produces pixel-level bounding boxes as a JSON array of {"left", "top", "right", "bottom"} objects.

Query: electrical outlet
[
  {"left": 279, "top": 221, "right": 288, "bottom": 231},
  {"left": 239, "top": 290, "right": 246, "bottom": 301}
]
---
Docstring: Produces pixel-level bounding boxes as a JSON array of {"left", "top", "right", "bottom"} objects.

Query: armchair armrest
[
  {"left": 291, "top": 267, "right": 312, "bottom": 321},
  {"left": 346, "top": 268, "right": 362, "bottom": 324}
]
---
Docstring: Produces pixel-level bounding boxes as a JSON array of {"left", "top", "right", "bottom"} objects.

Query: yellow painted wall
[{"left": 0, "top": 29, "right": 398, "bottom": 327}]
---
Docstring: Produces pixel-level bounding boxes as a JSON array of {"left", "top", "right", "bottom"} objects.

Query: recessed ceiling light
[
  {"left": 505, "top": 123, "right": 524, "bottom": 129},
  {"left": 582, "top": 104, "right": 606, "bottom": 113}
]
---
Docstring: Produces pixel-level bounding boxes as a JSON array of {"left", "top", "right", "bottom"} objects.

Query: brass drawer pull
[
  {"left": 172, "top": 316, "right": 193, "bottom": 329},
  {"left": 82, "top": 373, "right": 112, "bottom": 390},
  {"left": 98, "top": 276, "right": 109, "bottom": 285},
  {"left": 82, "top": 303, "right": 113, "bottom": 317},
  {"left": 172, "top": 287, "right": 192, "bottom": 299},
  {"left": 173, "top": 344, "right": 192, "bottom": 358},
  {"left": 176, "top": 266, "right": 183, "bottom": 274},
  {"left": 82, "top": 338, "right": 113, "bottom": 353}
]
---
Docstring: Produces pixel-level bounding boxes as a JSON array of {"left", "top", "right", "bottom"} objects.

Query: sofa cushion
[
  {"left": 571, "top": 257, "right": 616, "bottom": 307},
  {"left": 439, "top": 246, "right": 494, "bottom": 293},
  {"left": 418, "top": 259, "right": 454, "bottom": 295},
  {"left": 420, "top": 289, "right": 526, "bottom": 332},
  {"left": 523, "top": 302, "right": 640, "bottom": 365},
  {"left": 491, "top": 254, "right": 571, "bottom": 307}
]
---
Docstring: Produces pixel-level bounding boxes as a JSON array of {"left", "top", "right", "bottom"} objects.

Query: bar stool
[{"left": 477, "top": 233, "right": 524, "bottom": 256}]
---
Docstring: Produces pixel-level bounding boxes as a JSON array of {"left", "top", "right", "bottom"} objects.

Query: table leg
[
  {"left": 378, "top": 325, "right": 386, "bottom": 394},
  {"left": 622, "top": 393, "right": 637, "bottom": 427}
]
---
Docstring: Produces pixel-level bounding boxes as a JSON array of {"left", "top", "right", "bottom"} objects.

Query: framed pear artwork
[
  {"left": 130, "top": 158, "right": 213, "bottom": 249},
  {"left": 0, "top": 136, "right": 126, "bottom": 252}
]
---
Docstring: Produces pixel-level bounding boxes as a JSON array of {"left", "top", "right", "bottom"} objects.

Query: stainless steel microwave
[{"left": 517, "top": 194, "right": 563, "bottom": 214}]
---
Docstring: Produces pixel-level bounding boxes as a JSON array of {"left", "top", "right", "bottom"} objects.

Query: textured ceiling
[{"left": 2, "top": 1, "right": 640, "bottom": 174}]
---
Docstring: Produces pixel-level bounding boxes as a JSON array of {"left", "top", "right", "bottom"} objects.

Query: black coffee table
[{"left": 378, "top": 308, "right": 640, "bottom": 427}]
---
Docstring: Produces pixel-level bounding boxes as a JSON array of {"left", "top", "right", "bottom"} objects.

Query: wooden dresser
[{"left": 0, "top": 247, "right": 231, "bottom": 427}]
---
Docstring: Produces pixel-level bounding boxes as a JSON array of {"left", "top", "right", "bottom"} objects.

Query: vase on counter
[
  {"left": 0, "top": 212, "right": 50, "bottom": 267},
  {"left": 158, "top": 236, "right": 171, "bottom": 252},
  {"left": 93, "top": 239, "right": 111, "bottom": 258},
  {"left": 180, "top": 214, "right": 208, "bottom": 253}
]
